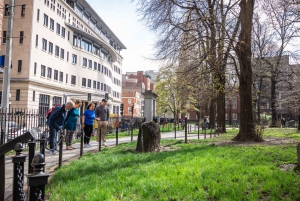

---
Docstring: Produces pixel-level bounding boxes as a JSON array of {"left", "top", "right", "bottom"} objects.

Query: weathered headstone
[{"left": 136, "top": 121, "right": 161, "bottom": 152}]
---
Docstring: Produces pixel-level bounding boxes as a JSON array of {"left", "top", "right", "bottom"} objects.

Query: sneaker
[
  {"left": 102, "top": 142, "right": 107, "bottom": 147},
  {"left": 49, "top": 150, "right": 56, "bottom": 155},
  {"left": 84, "top": 144, "right": 88, "bottom": 148},
  {"left": 87, "top": 143, "right": 92, "bottom": 148}
]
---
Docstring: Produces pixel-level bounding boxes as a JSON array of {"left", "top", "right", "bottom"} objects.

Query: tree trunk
[
  {"left": 136, "top": 121, "right": 161, "bottom": 152},
  {"left": 270, "top": 76, "right": 277, "bottom": 127},
  {"left": 217, "top": 91, "right": 226, "bottom": 133},
  {"left": 209, "top": 99, "right": 216, "bottom": 129},
  {"left": 233, "top": 0, "right": 261, "bottom": 141}
]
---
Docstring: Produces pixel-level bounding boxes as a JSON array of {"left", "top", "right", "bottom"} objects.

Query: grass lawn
[{"left": 46, "top": 128, "right": 300, "bottom": 201}]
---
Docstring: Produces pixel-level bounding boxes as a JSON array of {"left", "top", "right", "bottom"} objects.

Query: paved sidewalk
[{"left": 4, "top": 129, "right": 212, "bottom": 200}]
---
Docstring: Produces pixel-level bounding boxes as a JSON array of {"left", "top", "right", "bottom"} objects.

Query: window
[
  {"left": 50, "top": 18, "right": 54, "bottom": 30},
  {"left": 19, "top": 31, "right": 24, "bottom": 43},
  {"left": 66, "top": 74, "right": 68, "bottom": 83},
  {"left": 62, "top": 27, "right": 65, "bottom": 37},
  {"left": 33, "top": 91, "right": 35, "bottom": 101},
  {"left": 128, "top": 99, "right": 132, "bottom": 104},
  {"left": 47, "top": 67, "right": 52, "bottom": 78},
  {"left": 21, "top": 5, "right": 25, "bottom": 17},
  {"left": 44, "top": 14, "right": 48, "bottom": 27},
  {"left": 53, "top": 70, "right": 58, "bottom": 80},
  {"left": 4, "top": 4, "right": 8, "bottom": 16},
  {"left": 97, "top": 82, "right": 100, "bottom": 90},
  {"left": 72, "top": 54, "right": 77, "bottom": 64},
  {"left": 56, "top": 23, "right": 60, "bottom": 35},
  {"left": 34, "top": 62, "right": 37, "bottom": 75},
  {"left": 41, "top": 65, "right": 46, "bottom": 77},
  {"left": 48, "top": 42, "right": 53, "bottom": 53},
  {"left": 83, "top": 58, "right": 87, "bottom": 67},
  {"left": 59, "top": 72, "right": 63, "bottom": 82},
  {"left": 35, "top": 34, "right": 38, "bottom": 47},
  {"left": 82, "top": 78, "right": 86, "bottom": 87},
  {"left": 16, "top": 90, "right": 20, "bottom": 101},
  {"left": 87, "top": 79, "right": 91, "bottom": 88},
  {"left": 37, "top": 9, "right": 40, "bottom": 21},
  {"left": 233, "top": 113, "right": 237, "bottom": 120},
  {"left": 55, "top": 45, "right": 59, "bottom": 56},
  {"left": 233, "top": 96, "right": 237, "bottom": 109},
  {"left": 2, "top": 31, "right": 6, "bottom": 44},
  {"left": 67, "top": 52, "right": 69, "bottom": 61},
  {"left": 60, "top": 48, "right": 64, "bottom": 59},
  {"left": 17, "top": 60, "right": 22, "bottom": 72},
  {"left": 93, "top": 81, "right": 96, "bottom": 89},
  {"left": 94, "top": 62, "right": 97, "bottom": 70},
  {"left": 42, "top": 38, "right": 47, "bottom": 50},
  {"left": 53, "top": 96, "right": 62, "bottom": 106},
  {"left": 71, "top": 75, "right": 76, "bottom": 85},
  {"left": 88, "top": 60, "right": 92, "bottom": 69},
  {"left": 98, "top": 64, "right": 101, "bottom": 72},
  {"left": 67, "top": 31, "right": 70, "bottom": 40}
]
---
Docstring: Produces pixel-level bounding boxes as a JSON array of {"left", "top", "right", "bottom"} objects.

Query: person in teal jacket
[{"left": 64, "top": 99, "right": 82, "bottom": 150}]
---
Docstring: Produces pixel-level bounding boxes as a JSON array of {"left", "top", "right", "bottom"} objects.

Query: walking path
[{"left": 4, "top": 129, "right": 215, "bottom": 200}]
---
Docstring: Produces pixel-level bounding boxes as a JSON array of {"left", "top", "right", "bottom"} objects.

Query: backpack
[{"left": 46, "top": 104, "right": 62, "bottom": 119}]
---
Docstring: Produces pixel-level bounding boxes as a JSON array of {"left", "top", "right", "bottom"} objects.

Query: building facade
[{"left": 0, "top": 0, "right": 126, "bottom": 115}]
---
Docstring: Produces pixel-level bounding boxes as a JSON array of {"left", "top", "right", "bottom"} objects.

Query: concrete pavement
[{"left": 4, "top": 129, "right": 214, "bottom": 200}]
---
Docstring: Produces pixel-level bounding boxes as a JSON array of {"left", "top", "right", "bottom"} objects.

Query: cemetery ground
[{"left": 46, "top": 128, "right": 300, "bottom": 201}]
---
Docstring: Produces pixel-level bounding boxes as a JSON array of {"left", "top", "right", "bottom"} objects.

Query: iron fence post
[
  {"left": 11, "top": 142, "right": 27, "bottom": 201},
  {"left": 28, "top": 140, "right": 36, "bottom": 174},
  {"left": 0, "top": 154, "right": 4, "bottom": 201},
  {"left": 99, "top": 127, "right": 102, "bottom": 152},
  {"left": 58, "top": 130, "right": 63, "bottom": 168},
  {"left": 26, "top": 153, "right": 50, "bottom": 201},
  {"left": 185, "top": 117, "right": 187, "bottom": 143},
  {"left": 116, "top": 125, "right": 119, "bottom": 145},
  {"left": 0, "top": 129, "right": 4, "bottom": 145},
  {"left": 80, "top": 129, "right": 84, "bottom": 158}
]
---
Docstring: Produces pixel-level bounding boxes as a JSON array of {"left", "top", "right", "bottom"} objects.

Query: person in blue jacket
[
  {"left": 82, "top": 102, "right": 95, "bottom": 148},
  {"left": 64, "top": 99, "right": 82, "bottom": 150},
  {"left": 46, "top": 101, "right": 74, "bottom": 154}
]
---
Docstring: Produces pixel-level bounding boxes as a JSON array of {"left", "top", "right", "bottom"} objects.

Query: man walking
[
  {"left": 46, "top": 101, "right": 74, "bottom": 154},
  {"left": 95, "top": 99, "right": 110, "bottom": 146}
]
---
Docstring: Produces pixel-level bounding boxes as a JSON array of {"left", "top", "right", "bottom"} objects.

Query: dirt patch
[{"left": 214, "top": 137, "right": 298, "bottom": 146}]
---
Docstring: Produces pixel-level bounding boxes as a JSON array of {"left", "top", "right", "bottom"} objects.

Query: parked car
[
  {"left": 0, "top": 121, "right": 21, "bottom": 132},
  {"left": 7, "top": 127, "right": 29, "bottom": 140}
]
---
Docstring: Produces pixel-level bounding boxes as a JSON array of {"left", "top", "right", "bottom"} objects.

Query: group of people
[{"left": 46, "top": 99, "right": 109, "bottom": 154}]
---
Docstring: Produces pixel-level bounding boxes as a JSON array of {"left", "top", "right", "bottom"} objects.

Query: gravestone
[{"left": 136, "top": 121, "right": 161, "bottom": 152}]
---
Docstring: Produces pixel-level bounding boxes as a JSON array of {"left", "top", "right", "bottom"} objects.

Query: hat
[{"left": 102, "top": 99, "right": 107, "bottom": 102}]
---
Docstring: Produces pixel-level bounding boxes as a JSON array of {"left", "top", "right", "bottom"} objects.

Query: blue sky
[{"left": 86, "top": 0, "right": 158, "bottom": 73}]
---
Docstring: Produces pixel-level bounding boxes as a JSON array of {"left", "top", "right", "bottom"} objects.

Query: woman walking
[
  {"left": 82, "top": 102, "right": 95, "bottom": 148},
  {"left": 64, "top": 99, "right": 82, "bottom": 150}
]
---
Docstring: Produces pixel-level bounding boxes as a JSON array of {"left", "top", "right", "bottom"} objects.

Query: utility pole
[
  {"left": 0, "top": 1, "right": 14, "bottom": 200},
  {"left": 1, "top": 0, "right": 14, "bottom": 109}
]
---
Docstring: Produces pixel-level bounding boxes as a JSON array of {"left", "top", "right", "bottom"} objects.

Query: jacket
[
  {"left": 46, "top": 104, "right": 67, "bottom": 130},
  {"left": 64, "top": 108, "right": 79, "bottom": 130}
]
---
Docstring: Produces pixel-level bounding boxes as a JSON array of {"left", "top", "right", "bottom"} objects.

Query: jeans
[{"left": 49, "top": 126, "right": 58, "bottom": 150}]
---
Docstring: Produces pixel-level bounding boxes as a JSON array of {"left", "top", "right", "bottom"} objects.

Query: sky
[{"left": 86, "top": 0, "right": 158, "bottom": 73}]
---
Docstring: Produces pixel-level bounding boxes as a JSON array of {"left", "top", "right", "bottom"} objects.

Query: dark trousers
[
  {"left": 84, "top": 124, "right": 93, "bottom": 144},
  {"left": 49, "top": 126, "right": 58, "bottom": 150}
]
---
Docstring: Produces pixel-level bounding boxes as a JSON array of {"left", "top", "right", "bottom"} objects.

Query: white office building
[{"left": 0, "top": 0, "right": 126, "bottom": 115}]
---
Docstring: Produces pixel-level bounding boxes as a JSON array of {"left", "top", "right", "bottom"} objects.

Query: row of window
[
  {"left": 42, "top": 13, "right": 67, "bottom": 38},
  {"left": 113, "top": 65, "right": 121, "bottom": 75},
  {"left": 73, "top": 36, "right": 112, "bottom": 63},
  {"left": 81, "top": 78, "right": 113, "bottom": 94},
  {"left": 2, "top": 31, "right": 24, "bottom": 44},
  {"left": 40, "top": 37, "right": 67, "bottom": 59},
  {"left": 4, "top": 4, "right": 25, "bottom": 17},
  {"left": 33, "top": 62, "right": 117, "bottom": 95},
  {"left": 113, "top": 77, "right": 121, "bottom": 86}
]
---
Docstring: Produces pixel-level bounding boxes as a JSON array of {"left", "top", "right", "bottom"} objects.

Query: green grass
[{"left": 47, "top": 128, "right": 300, "bottom": 201}]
